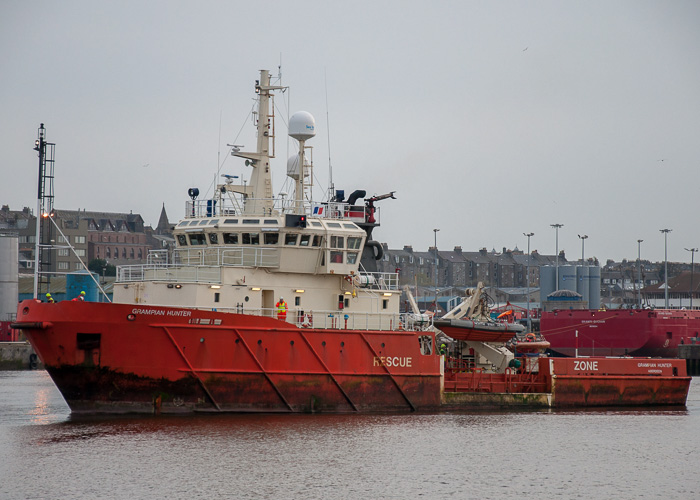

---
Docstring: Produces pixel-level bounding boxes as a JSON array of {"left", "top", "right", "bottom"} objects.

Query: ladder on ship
[{"left": 33, "top": 123, "right": 56, "bottom": 298}]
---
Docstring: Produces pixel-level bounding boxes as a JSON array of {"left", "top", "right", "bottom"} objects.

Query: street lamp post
[
  {"left": 524, "top": 232, "right": 534, "bottom": 332},
  {"left": 433, "top": 228, "right": 439, "bottom": 312},
  {"left": 578, "top": 234, "right": 588, "bottom": 265},
  {"left": 685, "top": 247, "right": 697, "bottom": 309},
  {"left": 660, "top": 229, "right": 671, "bottom": 308},
  {"left": 637, "top": 239, "right": 643, "bottom": 307},
  {"left": 551, "top": 224, "right": 563, "bottom": 291}
]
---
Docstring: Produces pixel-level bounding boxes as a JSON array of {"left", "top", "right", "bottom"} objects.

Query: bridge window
[
  {"left": 189, "top": 233, "right": 206, "bottom": 245},
  {"left": 177, "top": 235, "right": 187, "bottom": 246},
  {"left": 299, "top": 234, "right": 311, "bottom": 246},
  {"left": 330, "top": 236, "right": 344, "bottom": 249},
  {"left": 285, "top": 234, "right": 298, "bottom": 245},
  {"left": 242, "top": 233, "right": 259, "bottom": 245},
  {"left": 347, "top": 252, "right": 358, "bottom": 264},
  {"left": 312, "top": 235, "right": 323, "bottom": 247},
  {"left": 209, "top": 233, "right": 219, "bottom": 244},
  {"left": 330, "top": 251, "right": 343, "bottom": 263},
  {"left": 347, "top": 237, "right": 362, "bottom": 249},
  {"left": 223, "top": 233, "right": 238, "bottom": 244},
  {"left": 264, "top": 233, "right": 279, "bottom": 245}
]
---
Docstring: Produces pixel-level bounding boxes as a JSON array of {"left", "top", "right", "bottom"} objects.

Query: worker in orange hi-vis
[{"left": 276, "top": 296, "right": 288, "bottom": 321}]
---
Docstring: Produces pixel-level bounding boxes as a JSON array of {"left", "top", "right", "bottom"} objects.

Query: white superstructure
[{"left": 114, "top": 70, "right": 411, "bottom": 331}]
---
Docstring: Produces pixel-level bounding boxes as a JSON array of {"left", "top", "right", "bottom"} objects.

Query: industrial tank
[
  {"left": 557, "top": 265, "right": 578, "bottom": 294},
  {"left": 540, "top": 266, "right": 556, "bottom": 300},
  {"left": 587, "top": 266, "right": 601, "bottom": 309},
  {"left": 0, "top": 233, "right": 19, "bottom": 321},
  {"left": 576, "top": 266, "right": 590, "bottom": 303}
]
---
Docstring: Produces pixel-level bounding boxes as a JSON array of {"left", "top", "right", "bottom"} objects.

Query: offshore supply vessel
[
  {"left": 13, "top": 70, "right": 690, "bottom": 414},
  {"left": 541, "top": 308, "right": 700, "bottom": 358}
]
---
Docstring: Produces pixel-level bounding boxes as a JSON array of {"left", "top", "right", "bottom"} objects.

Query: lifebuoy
[{"left": 525, "top": 333, "right": 536, "bottom": 342}]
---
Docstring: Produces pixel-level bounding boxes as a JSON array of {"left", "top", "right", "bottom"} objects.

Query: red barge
[{"left": 13, "top": 70, "right": 690, "bottom": 414}]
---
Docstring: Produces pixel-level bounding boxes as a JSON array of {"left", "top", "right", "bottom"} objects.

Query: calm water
[{"left": 1, "top": 371, "right": 699, "bottom": 500}]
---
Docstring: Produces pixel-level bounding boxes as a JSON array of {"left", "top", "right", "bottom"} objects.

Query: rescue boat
[{"left": 14, "top": 69, "right": 690, "bottom": 414}]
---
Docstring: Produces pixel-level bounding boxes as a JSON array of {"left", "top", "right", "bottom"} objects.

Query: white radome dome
[
  {"left": 287, "top": 153, "right": 311, "bottom": 179},
  {"left": 289, "top": 111, "right": 316, "bottom": 141}
]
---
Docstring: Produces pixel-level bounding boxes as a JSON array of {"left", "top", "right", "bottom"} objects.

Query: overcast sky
[{"left": 2, "top": 1, "right": 699, "bottom": 263}]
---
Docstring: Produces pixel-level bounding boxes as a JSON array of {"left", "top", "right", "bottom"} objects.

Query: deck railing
[
  {"left": 126, "top": 304, "right": 433, "bottom": 332},
  {"left": 184, "top": 197, "right": 379, "bottom": 224}
]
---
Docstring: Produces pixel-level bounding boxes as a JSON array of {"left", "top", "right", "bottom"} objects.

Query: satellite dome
[
  {"left": 287, "top": 153, "right": 311, "bottom": 179},
  {"left": 289, "top": 111, "right": 315, "bottom": 141}
]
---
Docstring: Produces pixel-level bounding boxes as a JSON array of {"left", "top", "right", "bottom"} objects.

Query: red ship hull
[
  {"left": 540, "top": 309, "right": 700, "bottom": 357},
  {"left": 14, "top": 300, "right": 442, "bottom": 414},
  {"left": 13, "top": 300, "right": 691, "bottom": 413}
]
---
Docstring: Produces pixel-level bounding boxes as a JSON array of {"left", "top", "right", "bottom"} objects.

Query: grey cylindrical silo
[
  {"left": 0, "top": 233, "right": 19, "bottom": 321},
  {"left": 588, "top": 266, "right": 601, "bottom": 309},
  {"left": 540, "top": 266, "right": 556, "bottom": 300},
  {"left": 576, "top": 266, "right": 590, "bottom": 304},
  {"left": 558, "top": 265, "right": 578, "bottom": 293}
]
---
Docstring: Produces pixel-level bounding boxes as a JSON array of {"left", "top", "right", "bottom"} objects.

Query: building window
[
  {"left": 58, "top": 262, "right": 69, "bottom": 270},
  {"left": 75, "top": 236, "right": 86, "bottom": 244},
  {"left": 130, "top": 248, "right": 135, "bottom": 259},
  {"left": 122, "top": 248, "right": 126, "bottom": 259},
  {"left": 106, "top": 248, "right": 111, "bottom": 258},
  {"left": 75, "top": 249, "right": 86, "bottom": 257},
  {"left": 58, "top": 248, "right": 69, "bottom": 256}
]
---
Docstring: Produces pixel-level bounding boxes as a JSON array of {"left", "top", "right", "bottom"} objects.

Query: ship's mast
[
  {"left": 32, "top": 123, "right": 55, "bottom": 299},
  {"left": 231, "top": 70, "right": 285, "bottom": 215}
]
